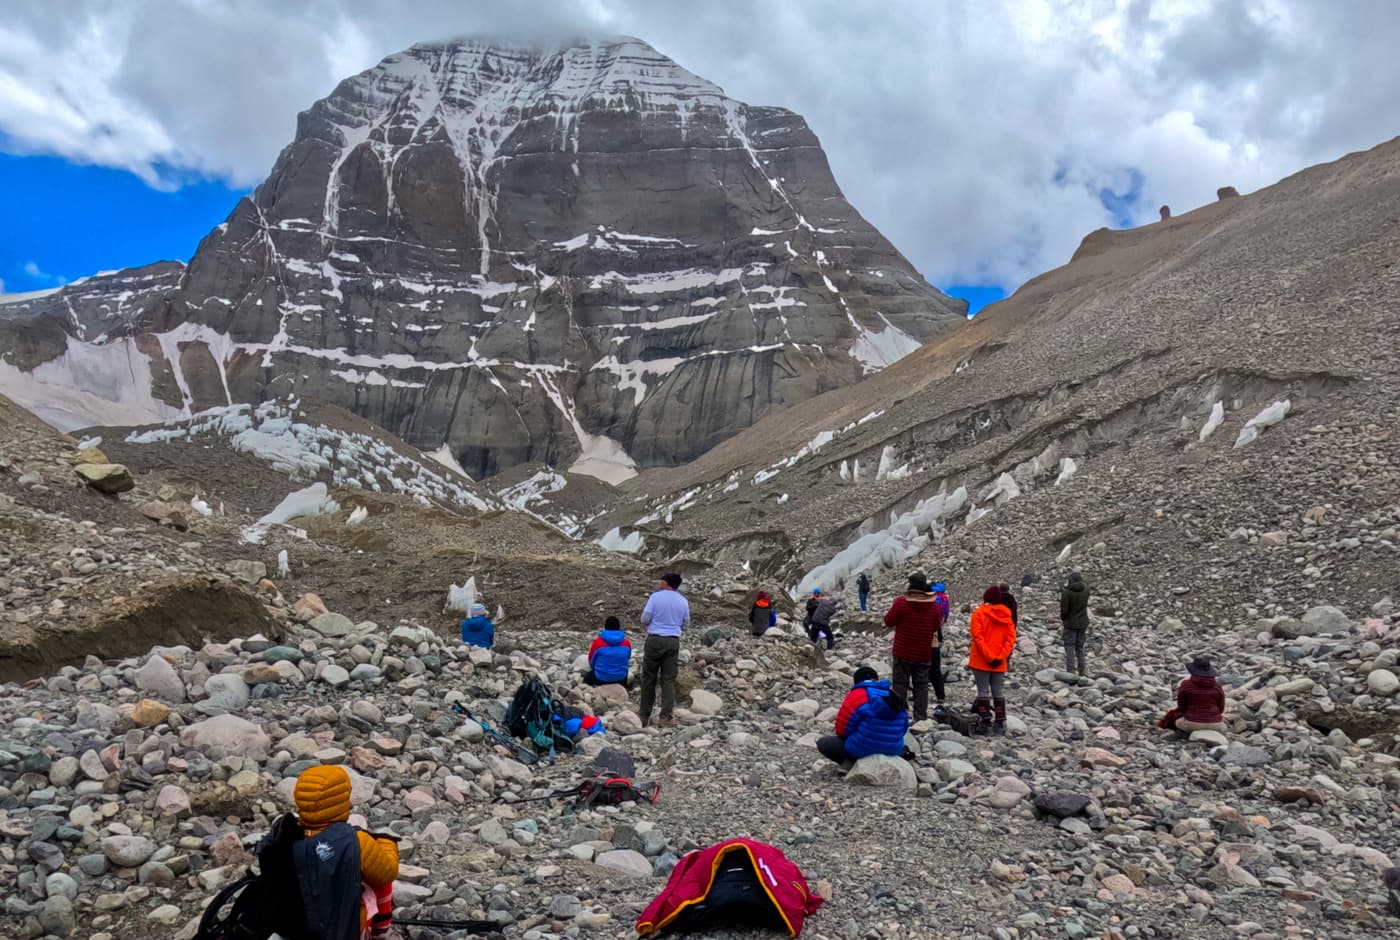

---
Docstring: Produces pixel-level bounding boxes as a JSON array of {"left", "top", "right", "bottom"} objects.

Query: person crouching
[
  {"left": 1157, "top": 657, "right": 1227, "bottom": 735},
  {"left": 293, "top": 765, "right": 399, "bottom": 939},
  {"left": 817, "top": 666, "right": 910, "bottom": 767},
  {"left": 585, "top": 616, "right": 632, "bottom": 688},
  {"left": 459, "top": 602, "right": 495, "bottom": 649}
]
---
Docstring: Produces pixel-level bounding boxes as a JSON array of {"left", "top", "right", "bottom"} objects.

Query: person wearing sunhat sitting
[
  {"left": 1157, "top": 656, "right": 1227, "bottom": 734},
  {"left": 459, "top": 602, "right": 495, "bottom": 649}
]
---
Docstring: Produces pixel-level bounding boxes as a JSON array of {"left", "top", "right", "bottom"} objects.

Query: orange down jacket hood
[
  {"left": 968, "top": 603, "right": 1017, "bottom": 672},
  {"left": 293, "top": 765, "right": 400, "bottom": 894}
]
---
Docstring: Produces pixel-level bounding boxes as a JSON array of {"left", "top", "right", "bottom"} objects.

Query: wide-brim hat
[{"left": 1185, "top": 656, "right": 1217, "bottom": 678}]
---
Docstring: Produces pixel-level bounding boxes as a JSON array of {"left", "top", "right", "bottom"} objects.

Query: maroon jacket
[
  {"left": 1177, "top": 676, "right": 1225, "bottom": 723},
  {"left": 883, "top": 591, "right": 943, "bottom": 664}
]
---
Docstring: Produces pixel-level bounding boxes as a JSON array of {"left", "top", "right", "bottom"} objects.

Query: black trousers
[
  {"left": 930, "top": 647, "right": 947, "bottom": 702},
  {"left": 816, "top": 735, "right": 849, "bottom": 763},
  {"left": 892, "top": 657, "right": 930, "bottom": 720}
]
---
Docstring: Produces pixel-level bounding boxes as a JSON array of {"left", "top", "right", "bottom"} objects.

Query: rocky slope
[
  {"left": 593, "top": 134, "right": 1400, "bottom": 626},
  {"left": 0, "top": 576, "right": 1396, "bottom": 940},
  {"left": 0, "top": 36, "right": 965, "bottom": 481}
]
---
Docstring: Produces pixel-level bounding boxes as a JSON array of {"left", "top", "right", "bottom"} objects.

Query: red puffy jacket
[{"left": 636, "top": 838, "right": 824, "bottom": 937}]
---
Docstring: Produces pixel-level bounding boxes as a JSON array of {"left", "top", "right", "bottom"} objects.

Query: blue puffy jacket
[
  {"left": 837, "top": 680, "right": 909, "bottom": 759},
  {"left": 460, "top": 615, "right": 495, "bottom": 649},
  {"left": 589, "top": 629, "right": 632, "bottom": 683}
]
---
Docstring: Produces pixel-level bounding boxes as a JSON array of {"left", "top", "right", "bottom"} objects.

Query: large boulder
[
  {"left": 134, "top": 654, "right": 186, "bottom": 703},
  {"left": 74, "top": 463, "right": 134, "bottom": 493},
  {"left": 846, "top": 754, "right": 917, "bottom": 791},
  {"left": 179, "top": 715, "right": 271, "bottom": 760}
]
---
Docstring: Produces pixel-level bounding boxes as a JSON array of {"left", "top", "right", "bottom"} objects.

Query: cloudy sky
[{"left": 3, "top": 0, "right": 1399, "bottom": 308}]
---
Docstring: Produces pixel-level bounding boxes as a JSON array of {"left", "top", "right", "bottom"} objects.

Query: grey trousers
[
  {"left": 1063, "top": 628, "right": 1087, "bottom": 674},
  {"left": 972, "top": 669, "right": 1005, "bottom": 698}
]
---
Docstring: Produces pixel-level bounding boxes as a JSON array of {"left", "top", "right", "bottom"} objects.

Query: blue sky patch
[{"left": 0, "top": 152, "right": 249, "bottom": 293}]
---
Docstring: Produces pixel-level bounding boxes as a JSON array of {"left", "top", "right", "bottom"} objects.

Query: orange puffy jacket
[
  {"left": 968, "top": 602, "right": 1017, "bottom": 672},
  {"left": 294, "top": 765, "right": 399, "bottom": 931}
]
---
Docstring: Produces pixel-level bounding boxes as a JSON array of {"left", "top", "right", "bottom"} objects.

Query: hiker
[
  {"left": 293, "top": 765, "right": 399, "bottom": 939},
  {"left": 639, "top": 572, "right": 689, "bottom": 728},
  {"left": 883, "top": 572, "right": 943, "bottom": 722},
  {"left": 1059, "top": 571, "right": 1091, "bottom": 676},
  {"left": 748, "top": 591, "right": 776, "bottom": 637},
  {"left": 998, "top": 582, "right": 1019, "bottom": 626},
  {"left": 585, "top": 616, "right": 632, "bottom": 688},
  {"left": 459, "top": 602, "right": 495, "bottom": 649},
  {"left": 1157, "top": 657, "right": 1227, "bottom": 734},
  {"left": 932, "top": 581, "right": 951, "bottom": 622},
  {"left": 969, "top": 585, "right": 1017, "bottom": 733},
  {"left": 805, "top": 588, "right": 841, "bottom": 650},
  {"left": 817, "top": 665, "right": 910, "bottom": 765},
  {"left": 856, "top": 572, "right": 871, "bottom": 612}
]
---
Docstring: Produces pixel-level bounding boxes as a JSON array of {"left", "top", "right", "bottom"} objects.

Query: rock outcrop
[{"left": 0, "top": 36, "right": 965, "bottom": 480}]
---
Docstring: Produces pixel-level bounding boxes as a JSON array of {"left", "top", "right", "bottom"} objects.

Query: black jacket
[{"left": 1059, "top": 581, "right": 1090, "bottom": 630}]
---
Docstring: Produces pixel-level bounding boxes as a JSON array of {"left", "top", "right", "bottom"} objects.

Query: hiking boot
[
  {"left": 657, "top": 717, "right": 677, "bottom": 729},
  {"left": 992, "top": 721, "right": 1006, "bottom": 736}
]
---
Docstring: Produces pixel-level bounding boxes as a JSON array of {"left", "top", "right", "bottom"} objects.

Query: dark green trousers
[{"left": 639, "top": 634, "right": 680, "bottom": 721}]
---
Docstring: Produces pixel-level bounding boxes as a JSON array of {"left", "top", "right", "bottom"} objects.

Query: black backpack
[
  {"left": 505, "top": 678, "right": 575, "bottom": 756},
  {"left": 195, "top": 813, "right": 310, "bottom": 940}
]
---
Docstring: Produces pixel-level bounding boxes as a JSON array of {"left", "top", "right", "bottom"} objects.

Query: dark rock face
[{"left": 3, "top": 37, "right": 965, "bottom": 479}]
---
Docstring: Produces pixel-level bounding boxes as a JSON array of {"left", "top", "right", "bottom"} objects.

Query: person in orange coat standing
[{"left": 968, "top": 585, "right": 1018, "bottom": 734}]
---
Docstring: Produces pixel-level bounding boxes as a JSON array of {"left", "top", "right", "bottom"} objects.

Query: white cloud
[
  {"left": 21, "top": 261, "right": 64, "bottom": 285},
  {"left": 3, "top": 0, "right": 1399, "bottom": 290}
]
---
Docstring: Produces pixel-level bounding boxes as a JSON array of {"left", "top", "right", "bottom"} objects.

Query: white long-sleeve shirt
[{"left": 641, "top": 589, "right": 690, "bottom": 637}]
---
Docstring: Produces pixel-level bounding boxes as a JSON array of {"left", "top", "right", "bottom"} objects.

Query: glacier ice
[
  {"left": 597, "top": 526, "right": 645, "bottom": 554},
  {"left": 347, "top": 506, "right": 369, "bottom": 526},
  {"left": 1054, "top": 458, "right": 1078, "bottom": 486},
  {"left": 447, "top": 577, "right": 477, "bottom": 614},
  {"left": 257, "top": 482, "right": 340, "bottom": 528},
  {"left": 1199, "top": 400, "right": 1225, "bottom": 441},
  {"left": 1234, "top": 399, "right": 1291, "bottom": 448},
  {"left": 277, "top": 549, "right": 290, "bottom": 578}
]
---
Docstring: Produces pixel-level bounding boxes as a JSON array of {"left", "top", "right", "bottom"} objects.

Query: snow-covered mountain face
[{"left": 0, "top": 36, "right": 965, "bottom": 481}]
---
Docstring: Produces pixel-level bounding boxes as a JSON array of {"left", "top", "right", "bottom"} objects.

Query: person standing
[
  {"left": 931, "top": 581, "right": 951, "bottom": 622},
  {"left": 639, "top": 573, "right": 690, "bottom": 728},
  {"left": 882, "top": 572, "right": 943, "bottom": 723},
  {"left": 748, "top": 591, "right": 776, "bottom": 637},
  {"left": 969, "top": 585, "right": 1017, "bottom": 733},
  {"left": 1059, "top": 571, "right": 1091, "bottom": 676},
  {"left": 807, "top": 589, "right": 841, "bottom": 650},
  {"left": 856, "top": 572, "right": 871, "bottom": 612},
  {"left": 998, "top": 582, "right": 1019, "bottom": 626}
]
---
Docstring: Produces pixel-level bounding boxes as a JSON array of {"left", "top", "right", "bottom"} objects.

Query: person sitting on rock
[
  {"left": 293, "top": 765, "right": 400, "bottom": 940},
  {"left": 748, "top": 591, "right": 777, "bottom": 637},
  {"left": 969, "top": 585, "right": 1018, "bottom": 734},
  {"left": 1157, "top": 657, "right": 1227, "bottom": 735},
  {"left": 586, "top": 616, "right": 632, "bottom": 688},
  {"left": 459, "top": 602, "right": 495, "bottom": 649},
  {"left": 817, "top": 666, "right": 909, "bottom": 767}
]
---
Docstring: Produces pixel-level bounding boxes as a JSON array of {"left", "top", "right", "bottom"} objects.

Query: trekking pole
[{"left": 392, "top": 915, "right": 499, "bottom": 932}]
